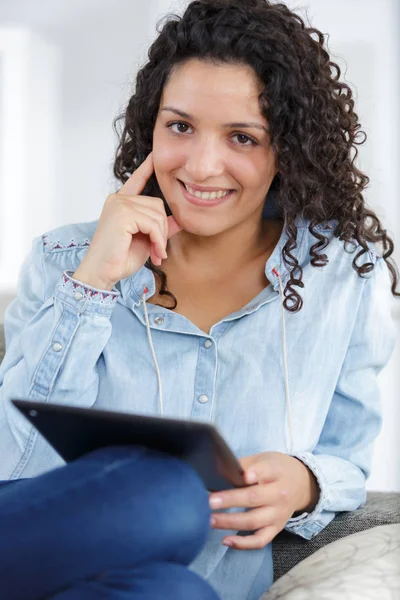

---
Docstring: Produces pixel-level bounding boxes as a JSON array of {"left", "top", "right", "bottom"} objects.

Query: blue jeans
[{"left": 0, "top": 446, "right": 220, "bottom": 600}]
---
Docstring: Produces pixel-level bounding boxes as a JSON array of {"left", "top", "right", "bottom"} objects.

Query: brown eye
[
  {"left": 233, "top": 133, "right": 256, "bottom": 146},
  {"left": 168, "top": 122, "right": 192, "bottom": 134}
]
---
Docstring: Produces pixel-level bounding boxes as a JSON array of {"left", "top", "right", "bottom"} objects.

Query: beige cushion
[{"left": 261, "top": 524, "right": 400, "bottom": 599}]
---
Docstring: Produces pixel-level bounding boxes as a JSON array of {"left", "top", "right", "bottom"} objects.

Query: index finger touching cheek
[{"left": 118, "top": 152, "right": 154, "bottom": 197}]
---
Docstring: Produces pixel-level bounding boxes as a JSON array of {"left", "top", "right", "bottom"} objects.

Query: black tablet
[{"left": 11, "top": 399, "right": 247, "bottom": 492}]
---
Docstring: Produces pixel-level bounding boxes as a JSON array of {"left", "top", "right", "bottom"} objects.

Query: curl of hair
[{"left": 113, "top": 0, "right": 399, "bottom": 312}]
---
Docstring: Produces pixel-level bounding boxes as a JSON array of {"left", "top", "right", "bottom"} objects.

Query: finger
[
  {"left": 134, "top": 206, "right": 182, "bottom": 240},
  {"left": 122, "top": 196, "right": 181, "bottom": 241},
  {"left": 238, "top": 455, "right": 275, "bottom": 485},
  {"left": 211, "top": 506, "right": 273, "bottom": 532},
  {"left": 150, "top": 246, "right": 162, "bottom": 266},
  {"left": 209, "top": 483, "right": 273, "bottom": 510},
  {"left": 128, "top": 213, "right": 167, "bottom": 260},
  {"left": 125, "top": 202, "right": 168, "bottom": 241},
  {"left": 222, "top": 525, "right": 278, "bottom": 550},
  {"left": 238, "top": 455, "right": 261, "bottom": 472},
  {"left": 118, "top": 152, "right": 154, "bottom": 197},
  {"left": 126, "top": 194, "right": 166, "bottom": 215},
  {"left": 167, "top": 215, "right": 182, "bottom": 239}
]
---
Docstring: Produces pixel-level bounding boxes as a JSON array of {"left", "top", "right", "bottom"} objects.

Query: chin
[{"left": 170, "top": 206, "right": 227, "bottom": 237}]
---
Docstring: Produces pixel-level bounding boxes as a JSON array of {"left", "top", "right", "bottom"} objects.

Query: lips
[
  {"left": 179, "top": 180, "right": 233, "bottom": 193},
  {"left": 178, "top": 180, "right": 235, "bottom": 207}
]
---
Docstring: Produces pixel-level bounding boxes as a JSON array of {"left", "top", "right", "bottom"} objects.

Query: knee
[
  {"left": 158, "top": 452, "right": 209, "bottom": 519},
  {"left": 82, "top": 445, "right": 211, "bottom": 563},
  {"left": 144, "top": 451, "right": 211, "bottom": 561}
]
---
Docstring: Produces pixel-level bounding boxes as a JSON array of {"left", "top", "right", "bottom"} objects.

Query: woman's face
[{"left": 152, "top": 59, "right": 278, "bottom": 237}]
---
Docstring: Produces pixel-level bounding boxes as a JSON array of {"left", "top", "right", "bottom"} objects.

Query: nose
[{"left": 184, "top": 137, "right": 225, "bottom": 181}]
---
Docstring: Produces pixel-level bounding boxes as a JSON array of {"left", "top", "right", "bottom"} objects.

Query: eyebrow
[{"left": 160, "top": 106, "right": 268, "bottom": 133}]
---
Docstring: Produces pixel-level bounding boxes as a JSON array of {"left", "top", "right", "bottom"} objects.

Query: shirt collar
[{"left": 119, "top": 215, "right": 312, "bottom": 304}]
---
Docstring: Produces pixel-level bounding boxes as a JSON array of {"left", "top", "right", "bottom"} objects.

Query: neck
[{"left": 165, "top": 218, "right": 283, "bottom": 280}]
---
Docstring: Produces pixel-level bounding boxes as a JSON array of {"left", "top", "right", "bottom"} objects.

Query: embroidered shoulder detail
[
  {"left": 41, "top": 221, "right": 98, "bottom": 253},
  {"left": 61, "top": 272, "right": 118, "bottom": 304},
  {"left": 42, "top": 234, "right": 91, "bottom": 252}
]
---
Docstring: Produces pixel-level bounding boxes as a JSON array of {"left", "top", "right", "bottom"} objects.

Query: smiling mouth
[{"left": 179, "top": 180, "right": 233, "bottom": 200}]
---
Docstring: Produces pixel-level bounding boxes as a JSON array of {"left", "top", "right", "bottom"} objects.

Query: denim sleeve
[
  {"left": 284, "top": 255, "right": 397, "bottom": 540},
  {"left": 0, "top": 235, "right": 120, "bottom": 480}
]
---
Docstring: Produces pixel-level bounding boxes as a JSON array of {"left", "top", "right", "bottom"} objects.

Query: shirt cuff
[
  {"left": 54, "top": 270, "right": 120, "bottom": 317},
  {"left": 284, "top": 451, "right": 335, "bottom": 540}
]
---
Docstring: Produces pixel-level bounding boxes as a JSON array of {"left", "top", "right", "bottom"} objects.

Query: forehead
[{"left": 160, "top": 59, "right": 264, "bottom": 120}]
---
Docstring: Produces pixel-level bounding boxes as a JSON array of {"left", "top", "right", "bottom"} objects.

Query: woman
[{"left": 0, "top": 0, "right": 398, "bottom": 598}]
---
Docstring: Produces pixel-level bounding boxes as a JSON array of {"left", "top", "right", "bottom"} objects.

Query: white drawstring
[
  {"left": 142, "top": 274, "right": 294, "bottom": 453},
  {"left": 273, "top": 268, "right": 295, "bottom": 453},
  {"left": 142, "top": 289, "right": 164, "bottom": 416}
]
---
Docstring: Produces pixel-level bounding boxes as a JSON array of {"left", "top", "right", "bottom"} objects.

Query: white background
[{"left": 0, "top": 0, "right": 399, "bottom": 490}]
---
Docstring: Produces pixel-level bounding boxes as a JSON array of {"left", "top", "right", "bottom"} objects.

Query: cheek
[
  {"left": 231, "top": 159, "right": 264, "bottom": 192},
  {"left": 153, "top": 126, "right": 185, "bottom": 177},
  {"left": 153, "top": 144, "right": 184, "bottom": 180},
  {"left": 238, "top": 154, "right": 276, "bottom": 192}
]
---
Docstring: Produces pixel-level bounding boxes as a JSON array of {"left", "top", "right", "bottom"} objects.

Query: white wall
[
  {"left": 0, "top": 27, "right": 61, "bottom": 292},
  {"left": 0, "top": 0, "right": 399, "bottom": 490},
  {"left": 0, "top": 0, "right": 154, "bottom": 237}
]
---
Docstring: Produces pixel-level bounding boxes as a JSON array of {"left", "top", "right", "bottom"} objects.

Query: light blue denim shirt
[{"left": 0, "top": 216, "right": 396, "bottom": 600}]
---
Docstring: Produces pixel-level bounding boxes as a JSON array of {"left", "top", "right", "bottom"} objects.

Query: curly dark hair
[{"left": 113, "top": 0, "right": 399, "bottom": 312}]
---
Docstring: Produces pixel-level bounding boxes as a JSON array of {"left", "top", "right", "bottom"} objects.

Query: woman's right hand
[{"left": 72, "top": 152, "right": 182, "bottom": 291}]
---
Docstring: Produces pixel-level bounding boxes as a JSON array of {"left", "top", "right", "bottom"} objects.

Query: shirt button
[
  {"left": 204, "top": 340, "right": 212, "bottom": 348},
  {"left": 52, "top": 342, "right": 63, "bottom": 352},
  {"left": 154, "top": 316, "right": 164, "bottom": 325},
  {"left": 73, "top": 292, "right": 84, "bottom": 301},
  {"left": 198, "top": 394, "right": 209, "bottom": 404}
]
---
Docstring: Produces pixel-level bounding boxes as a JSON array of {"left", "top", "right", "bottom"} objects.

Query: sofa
[{"left": 0, "top": 323, "right": 399, "bottom": 597}]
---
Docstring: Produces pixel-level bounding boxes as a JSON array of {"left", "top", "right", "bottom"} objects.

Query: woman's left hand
[{"left": 209, "top": 451, "right": 320, "bottom": 550}]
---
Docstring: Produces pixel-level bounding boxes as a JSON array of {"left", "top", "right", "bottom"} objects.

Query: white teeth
[{"left": 184, "top": 183, "right": 230, "bottom": 200}]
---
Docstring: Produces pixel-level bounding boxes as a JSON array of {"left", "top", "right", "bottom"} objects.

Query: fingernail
[
  {"left": 209, "top": 496, "right": 222, "bottom": 509},
  {"left": 210, "top": 515, "right": 216, "bottom": 527},
  {"left": 223, "top": 538, "right": 233, "bottom": 547},
  {"left": 246, "top": 471, "right": 257, "bottom": 484}
]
